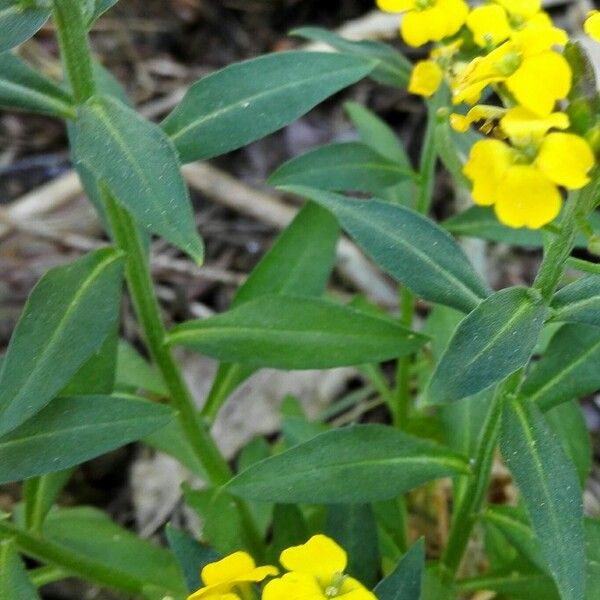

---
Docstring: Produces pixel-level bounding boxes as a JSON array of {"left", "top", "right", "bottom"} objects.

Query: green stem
[
  {"left": 566, "top": 256, "right": 600, "bottom": 275},
  {"left": 393, "top": 288, "right": 415, "bottom": 428},
  {"left": 416, "top": 97, "right": 439, "bottom": 215},
  {"left": 103, "top": 193, "right": 232, "bottom": 485},
  {"left": 51, "top": 0, "right": 96, "bottom": 104},
  {"left": 29, "top": 565, "right": 69, "bottom": 588}
]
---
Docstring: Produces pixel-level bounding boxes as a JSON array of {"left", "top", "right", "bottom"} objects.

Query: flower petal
[
  {"left": 585, "top": 11, "right": 600, "bottom": 42},
  {"left": 339, "top": 576, "right": 378, "bottom": 599},
  {"left": 280, "top": 535, "right": 347, "bottom": 580},
  {"left": 536, "top": 132, "right": 595, "bottom": 189},
  {"left": 201, "top": 553, "right": 257, "bottom": 587},
  {"left": 263, "top": 573, "right": 325, "bottom": 600},
  {"left": 376, "top": 0, "right": 415, "bottom": 12},
  {"left": 401, "top": 7, "right": 446, "bottom": 47},
  {"left": 464, "top": 139, "right": 517, "bottom": 207},
  {"left": 450, "top": 104, "right": 506, "bottom": 133},
  {"left": 467, "top": 4, "right": 511, "bottom": 47},
  {"left": 409, "top": 60, "right": 444, "bottom": 96},
  {"left": 436, "top": 0, "right": 469, "bottom": 38},
  {"left": 495, "top": 0, "right": 540, "bottom": 18},
  {"left": 500, "top": 107, "right": 569, "bottom": 144},
  {"left": 506, "top": 51, "right": 572, "bottom": 116},
  {"left": 494, "top": 165, "right": 562, "bottom": 229}
]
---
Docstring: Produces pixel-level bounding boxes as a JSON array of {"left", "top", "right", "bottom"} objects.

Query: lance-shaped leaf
[
  {"left": 168, "top": 295, "right": 427, "bottom": 370},
  {"left": 0, "top": 248, "right": 123, "bottom": 437},
  {"left": 162, "top": 51, "right": 375, "bottom": 163},
  {"left": 74, "top": 94, "right": 204, "bottom": 262},
  {"left": 0, "top": 395, "right": 174, "bottom": 484},
  {"left": 427, "top": 287, "right": 546, "bottom": 404},
  {"left": 281, "top": 187, "right": 490, "bottom": 313},
  {"left": 375, "top": 539, "right": 425, "bottom": 600},
  {"left": 87, "top": 0, "right": 119, "bottom": 27},
  {"left": 292, "top": 27, "right": 411, "bottom": 88},
  {"left": 0, "top": 541, "right": 40, "bottom": 600},
  {"left": 0, "top": 1, "right": 50, "bottom": 53},
  {"left": 226, "top": 425, "right": 469, "bottom": 503},
  {"left": 0, "top": 52, "right": 74, "bottom": 118},
  {"left": 269, "top": 142, "right": 415, "bottom": 196},
  {"left": 501, "top": 397, "right": 585, "bottom": 600},
  {"left": 204, "top": 203, "right": 339, "bottom": 416},
  {"left": 551, "top": 276, "right": 600, "bottom": 327},
  {"left": 522, "top": 324, "right": 600, "bottom": 411}
]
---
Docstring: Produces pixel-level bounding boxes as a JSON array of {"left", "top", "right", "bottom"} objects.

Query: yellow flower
[
  {"left": 463, "top": 133, "right": 594, "bottom": 229},
  {"left": 495, "top": 0, "right": 540, "bottom": 20},
  {"left": 409, "top": 60, "right": 444, "bottom": 96},
  {"left": 585, "top": 11, "right": 600, "bottom": 42},
  {"left": 262, "top": 535, "right": 376, "bottom": 600},
  {"left": 188, "top": 551, "right": 278, "bottom": 600},
  {"left": 467, "top": 4, "right": 512, "bottom": 48},
  {"left": 452, "top": 29, "right": 571, "bottom": 116},
  {"left": 376, "top": 0, "right": 469, "bottom": 47}
]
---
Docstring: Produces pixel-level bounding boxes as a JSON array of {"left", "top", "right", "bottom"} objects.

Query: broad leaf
[
  {"left": 0, "top": 1, "right": 50, "bottom": 53},
  {"left": 501, "top": 397, "right": 585, "bottom": 600},
  {"left": 0, "top": 395, "right": 174, "bottom": 484},
  {"left": 269, "top": 504, "right": 309, "bottom": 563},
  {"left": 522, "top": 324, "right": 600, "bottom": 411},
  {"left": 292, "top": 27, "right": 411, "bottom": 88},
  {"left": 74, "top": 94, "right": 204, "bottom": 262},
  {"left": 269, "top": 142, "right": 414, "bottom": 196},
  {"left": 0, "top": 248, "right": 123, "bottom": 437},
  {"left": 280, "top": 187, "right": 490, "bottom": 313},
  {"left": 43, "top": 507, "right": 187, "bottom": 597},
  {"left": 345, "top": 101, "right": 411, "bottom": 167},
  {"left": 375, "top": 539, "right": 425, "bottom": 600},
  {"left": 226, "top": 424, "right": 469, "bottom": 503},
  {"left": 162, "top": 51, "right": 374, "bottom": 163},
  {"left": 551, "top": 276, "right": 600, "bottom": 327},
  {"left": 115, "top": 340, "right": 167, "bottom": 396},
  {"left": 168, "top": 295, "right": 427, "bottom": 369},
  {"left": 0, "top": 540, "right": 40, "bottom": 600},
  {"left": 0, "top": 52, "right": 74, "bottom": 117},
  {"left": 427, "top": 287, "right": 546, "bottom": 404},
  {"left": 326, "top": 504, "right": 380, "bottom": 588}
]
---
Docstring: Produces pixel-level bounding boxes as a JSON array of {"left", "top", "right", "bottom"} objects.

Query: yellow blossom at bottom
[
  {"left": 188, "top": 551, "right": 278, "bottom": 600},
  {"left": 463, "top": 134, "right": 594, "bottom": 229},
  {"left": 263, "top": 535, "right": 376, "bottom": 600},
  {"left": 408, "top": 60, "right": 443, "bottom": 97},
  {"left": 585, "top": 11, "right": 600, "bottom": 42}
]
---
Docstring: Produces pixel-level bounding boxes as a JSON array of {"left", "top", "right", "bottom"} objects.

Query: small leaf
[
  {"left": 345, "top": 101, "right": 410, "bottom": 167},
  {"left": 427, "top": 287, "right": 546, "bottom": 404},
  {"left": 375, "top": 539, "right": 425, "bottom": 600},
  {"left": 0, "top": 1, "right": 50, "bottom": 53},
  {"left": 0, "top": 395, "right": 174, "bottom": 484},
  {"left": 0, "top": 52, "right": 74, "bottom": 117},
  {"left": 292, "top": 27, "right": 411, "bottom": 88},
  {"left": 522, "top": 324, "right": 600, "bottom": 411},
  {"left": 280, "top": 187, "right": 490, "bottom": 313},
  {"left": 23, "top": 469, "right": 74, "bottom": 532},
  {"left": 0, "top": 248, "right": 123, "bottom": 436},
  {"left": 74, "top": 95, "right": 204, "bottom": 262},
  {"left": 0, "top": 540, "right": 40, "bottom": 600},
  {"left": 551, "top": 276, "right": 600, "bottom": 327},
  {"left": 168, "top": 295, "right": 427, "bottom": 370},
  {"left": 162, "top": 51, "right": 375, "bottom": 163},
  {"left": 269, "top": 142, "right": 415, "bottom": 196},
  {"left": 115, "top": 340, "right": 167, "bottom": 396},
  {"left": 87, "top": 0, "right": 119, "bottom": 27},
  {"left": 501, "top": 397, "right": 585, "bottom": 600},
  {"left": 226, "top": 424, "right": 469, "bottom": 503}
]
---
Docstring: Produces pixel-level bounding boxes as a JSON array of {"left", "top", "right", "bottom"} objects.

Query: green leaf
[
  {"left": 345, "top": 101, "right": 410, "bottom": 167},
  {"left": 326, "top": 504, "right": 380, "bottom": 588},
  {"left": 375, "top": 539, "right": 425, "bottom": 600},
  {"left": 0, "top": 248, "right": 123, "bottom": 437},
  {"left": 522, "top": 324, "right": 600, "bottom": 411},
  {"left": 427, "top": 287, "right": 546, "bottom": 404},
  {"left": 23, "top": 469, "right": 74, "bottom": 532},
  {"left": 162, "top": 51, "right": 375, "bottom": 163},
  {"left": 500, "top": 397, "right": 585, "bottom": 600},
  {"left": 87, "top": 0, "right": 119, "bottom": 27},
  {"left": 0, "top": 51, "right": 74, "bottom": 117},
  {"left": 165, "top": 524, "right": 218, "bottom": 592},
  {"left": 168, "top": 295, "right": 427, "bottom": 370},
  {"left": 204, "top": 202, "right": 339, "bottom": 416},
  {"left": 115, "top": 340, "right": 167, "bottom": 396},
  {"left": 269, "top": 142, "right": 415, "bottom": 196},
  {"left": 226, "top": 424, "right": 469, "bottom": 503},
  {"left": 586, "top": 519, "right": 600, "bottom": 600},
  {"left": 551, "top": 276, "right": 600, "bottom": 327},
  {"left": 269, "top": 504, "right": 309, "bottom": 563},
  {"left": 0, "top": 540, "right": 40, "bottom": 600},
  {"left": 43, "top": 507, "right": 187, "bottom": 597},
  {"left": 0, "top": 1, "right": 50, "bottom": 53},
  {"left": 74, "top": 94, "right": 204, "bottom": 262},
  {"left": 280, "top": 187, "right": 490, "bottom": 313},
  {"left": 0, "top": 395, "right": 174, "bottom": 484},
  {"left": 292, "top": 27, "right": 411, "bottom": 88}
]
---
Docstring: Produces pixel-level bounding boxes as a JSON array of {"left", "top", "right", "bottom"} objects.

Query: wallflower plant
[{"left": 1, "top": 1, "right": 600, "bottom": 600}]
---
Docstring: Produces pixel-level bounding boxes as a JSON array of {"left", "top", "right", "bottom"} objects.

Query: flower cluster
[
  {"left": 188, "top": 535, "right": 376, "bottom": 600},
  {"left": 378, "top": 0, "right": 600, "bottom": 229}
]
